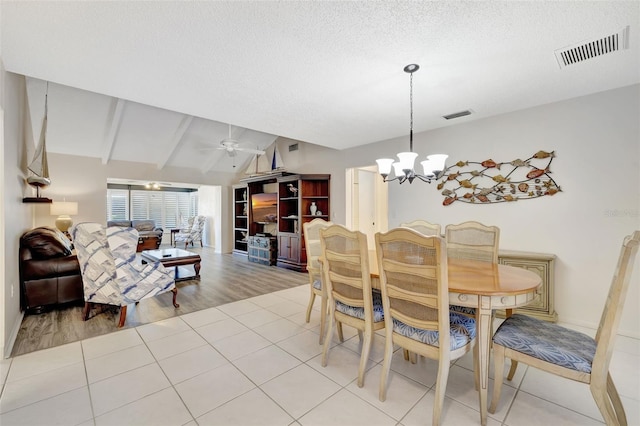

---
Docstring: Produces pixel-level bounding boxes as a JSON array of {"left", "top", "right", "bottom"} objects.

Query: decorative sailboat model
[
  {"left": 23, "top": 83, "right": 52, "bottom": 203},
  {"left": 245, "top": 143, "right": 285, "bottom": 176}
]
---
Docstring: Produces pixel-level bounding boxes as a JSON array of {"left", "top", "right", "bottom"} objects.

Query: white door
[{"left": 347, "top": 166, "right": 388, "bottom": 248}]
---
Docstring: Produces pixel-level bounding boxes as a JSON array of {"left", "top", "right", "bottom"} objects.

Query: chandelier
[{"left": 376, "top": 64, "right": 448, "bottom": 184}]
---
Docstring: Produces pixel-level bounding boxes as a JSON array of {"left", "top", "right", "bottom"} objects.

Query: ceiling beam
[
  {"left": 101, "top": 98, "right": 126, "bottom": 164},
  {"left": 157, "top": 115, "right": 193, "bottom": 170}
]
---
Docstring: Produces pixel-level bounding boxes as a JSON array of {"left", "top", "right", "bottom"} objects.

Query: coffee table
[{"left": 140, "top": 248, "right": 201, "bottom": 282}]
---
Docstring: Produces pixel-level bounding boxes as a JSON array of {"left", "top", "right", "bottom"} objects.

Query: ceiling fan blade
[{"left": 235, "top": 147, "right": 265, "bottom": 155}]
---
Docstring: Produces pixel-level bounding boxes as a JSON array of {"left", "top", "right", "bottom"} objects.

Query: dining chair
[
  {"left": 320, "top": 224, "right": 385, "bottom": 387},
  {"left": 302, "top": 218, "right": 333, "bottom": 344},
  {"left": 72, "top": 222, "right": 178, "bottom": 327},
  {"left": 400, "top": 219, "right": 442, "bottom": 236},
  {"left": 375, "top": 228, "right": 475, "bottom": 426},
  {"left": 490, "top": 231, "right": 640, "bottom": 425}
]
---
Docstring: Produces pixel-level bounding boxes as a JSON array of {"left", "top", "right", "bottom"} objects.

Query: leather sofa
[
  {"left": 106, "top": 219, "right": 163, "bottom": 251},
  {"left": 19, "top": 227, "right": 84, "bottom": 314}
]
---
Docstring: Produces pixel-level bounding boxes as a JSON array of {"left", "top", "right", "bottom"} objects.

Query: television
[{"left": 251, "top": 193, "right": 278, "bottom": 223}]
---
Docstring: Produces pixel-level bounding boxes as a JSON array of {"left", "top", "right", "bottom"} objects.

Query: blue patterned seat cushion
[
  {"left": 313, "top": 279, "right": 321, "bottom": 290},
  {"left": 450, "top": 304, "right": 476, "bottom": 316},
  {"left": 392, "top": 312, "right": 476, "bottom": 350},
  {"left": 335, "top": 291, "right": 384, "bottom": 322},
  {"left": 492, "top": 314, "right": 596, "bottom": 373}
]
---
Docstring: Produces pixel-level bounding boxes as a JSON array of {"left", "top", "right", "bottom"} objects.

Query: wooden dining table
[{"left": 367, "top": 251, "right": 541, "bottom": 426}]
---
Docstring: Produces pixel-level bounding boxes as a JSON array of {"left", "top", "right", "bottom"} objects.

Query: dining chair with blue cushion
[
  {"left": 320, "top": 224, "right": 384, "bottom": 387},
  {"left": 376, "top": 228, "right": 475, "bottom": 426},
  {"left": 490, "top": 231, "right": 639, "bottom": 425},
  {"left": 72, "top": 222, "right": 178, "bottom": 327},
  {"left": 302, "top": 218, "right": 333, "bottom": 344}
]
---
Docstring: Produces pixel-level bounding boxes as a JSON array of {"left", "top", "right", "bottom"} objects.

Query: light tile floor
[{"left": 1, "top": 285, "right": 638, "bottom": 426}]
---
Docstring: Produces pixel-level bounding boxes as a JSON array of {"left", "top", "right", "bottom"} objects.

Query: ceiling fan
[{"left": 215, "top": 124, "right": 265, "bottom": 157}]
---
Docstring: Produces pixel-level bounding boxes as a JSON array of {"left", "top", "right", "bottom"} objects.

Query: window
[
  {"left": 106, "top": 186, "right": 198, "bottom": 230},
  {"left": 106, "top": 189, "right": 129, "bottom": 221}
]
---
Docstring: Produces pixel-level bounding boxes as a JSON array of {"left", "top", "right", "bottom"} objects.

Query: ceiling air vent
[
  {"left": 443, "top": 110, "right": 472, "bottom": 120},
  {"left": 555, "top": 25, "right": 630, "bottom": 68}
]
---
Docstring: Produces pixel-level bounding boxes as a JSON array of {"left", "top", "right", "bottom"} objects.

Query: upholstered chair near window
[
  {"left": 72, "top": 223, "right": 178, "bottom": 327},
  {"left": 320, "top": 224, "right": 384, "bottom": 387},
  {"left": 174, "top": 215, "right": 206, "bottom": 249},
  {"left": 302, "top": 218, "right": 333, "bottom": 344},
  {"left": 375, "top": 228, "right": 475, "bottom": 426},
  {"left": 400, "top": 219, "right": 442, "bottom": 236},
  {"left": 490, "top": 231, "right": 639, "bottom": 426}
]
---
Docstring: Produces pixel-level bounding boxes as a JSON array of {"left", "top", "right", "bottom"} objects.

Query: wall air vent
[
  {"left": 443, "top": 110, "right": 472, "bottom": 120},
  {"left": 288, "top": 143, "right": 299, "bottom": 152},
  {"left": 555, "top": 25, "right": 630, "bottom": 68}
]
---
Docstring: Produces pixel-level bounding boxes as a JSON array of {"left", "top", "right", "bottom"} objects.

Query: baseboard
[{"left": 4, "top": 310, "right": 24, "bottom": 359}]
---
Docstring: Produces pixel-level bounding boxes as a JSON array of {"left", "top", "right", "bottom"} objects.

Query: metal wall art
[{"left": 437, "top": 150, "right": 561, "bottom": 206}]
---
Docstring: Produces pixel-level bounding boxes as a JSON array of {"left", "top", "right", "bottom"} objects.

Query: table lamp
[{"left": 50, "top": 201, "right": 78, "bottom": 235}]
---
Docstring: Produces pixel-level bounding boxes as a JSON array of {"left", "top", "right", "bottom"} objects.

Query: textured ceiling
[{"left": 2, "top": 1, "right": 639, "bottom": 173}]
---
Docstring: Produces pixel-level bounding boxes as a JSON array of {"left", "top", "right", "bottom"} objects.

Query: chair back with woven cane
[{"left": 445, "top": 221, "right": 499, "bottom": 263}]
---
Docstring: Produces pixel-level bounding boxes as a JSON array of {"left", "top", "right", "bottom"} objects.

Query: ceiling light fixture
[
  {"left": 376, "top": 64, "right": 448, "bottom": 184},
  {"left": 145, "top": 182, "right": 160, "bottom": 190}
]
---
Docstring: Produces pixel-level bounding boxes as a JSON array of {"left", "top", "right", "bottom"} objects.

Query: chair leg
[
  {"left": 591, "top": 374, "right": 627, "bottom": 426},
  {"left": 489, "top": 344, "right": 506, "bottom": 414},
  {"left": 358, "top": 327, "right": 373, "bottom": 387},
  {"left": 321, "top": 307, "right": 335, "bottom": 367},
  {"left": 403, "top": 349, "right": 410, "bottom": 361},
  {"left": 336, "top": 320, "right": 344, "bottom": 342},
  {"left": 606, "top": 372, "right": 628, "bottom": 426},
  {"left": 82, "top": 302, "right": 91, "bottom": 321},
  {"left": 172, "top": 288, "right": 179, "bottom": 308},
  {"left": 199, "top": 241, "right": 203, "bottom": 247},
  {"left": 506, "top": 360, "right": 519, "bottom": 380},
  {"left": 379, "top": 330, "right": 394, "bottom": 401},
  {"left": 305, "top": 291, "right": 316, "bottom": 323},
  {"left": 319, "top": 294, "right": 327, "bottom": 345},
  {"left": 117, "top": 306, "right": 128, "bottom": 328},
  {"left": 432, "top": 356, "right": 451, "bottom": 426}
]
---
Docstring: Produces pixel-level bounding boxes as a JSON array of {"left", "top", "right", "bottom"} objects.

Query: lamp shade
[
  {"left": 376, "top": 158, "right": 395, "bottom": 175},
  {"left": 396, "top": 152, "right": 418, "bottom": 172},
  {"left": 50, "top": 201, "right": 78, "bottom": 216},
  {"left": 427, "top": 154, "right": 448, "bottom": 174}
]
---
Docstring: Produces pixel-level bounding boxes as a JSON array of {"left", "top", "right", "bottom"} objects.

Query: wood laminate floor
[{"left": 11, "top": 246, "right": 308, "bottom": 357}]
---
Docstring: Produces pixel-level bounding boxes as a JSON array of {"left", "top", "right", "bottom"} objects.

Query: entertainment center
[{"left": 233, "top": 173, "right": 330, "bottom": 272}]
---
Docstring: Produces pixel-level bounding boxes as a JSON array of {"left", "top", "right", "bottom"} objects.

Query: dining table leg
[{"left": 476, "top": 297, "right": 493, "bottom": 426}]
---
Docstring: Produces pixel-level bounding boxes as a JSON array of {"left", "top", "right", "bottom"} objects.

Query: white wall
[
  {"left": 197, "top": 185, "right": 224, "bottom": 252},
  {"left": 321, "top": 84, "right": 639, "bottom": 337},
  {"left": 2, "top": 71, "right": 34, "bottom": 358}
]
